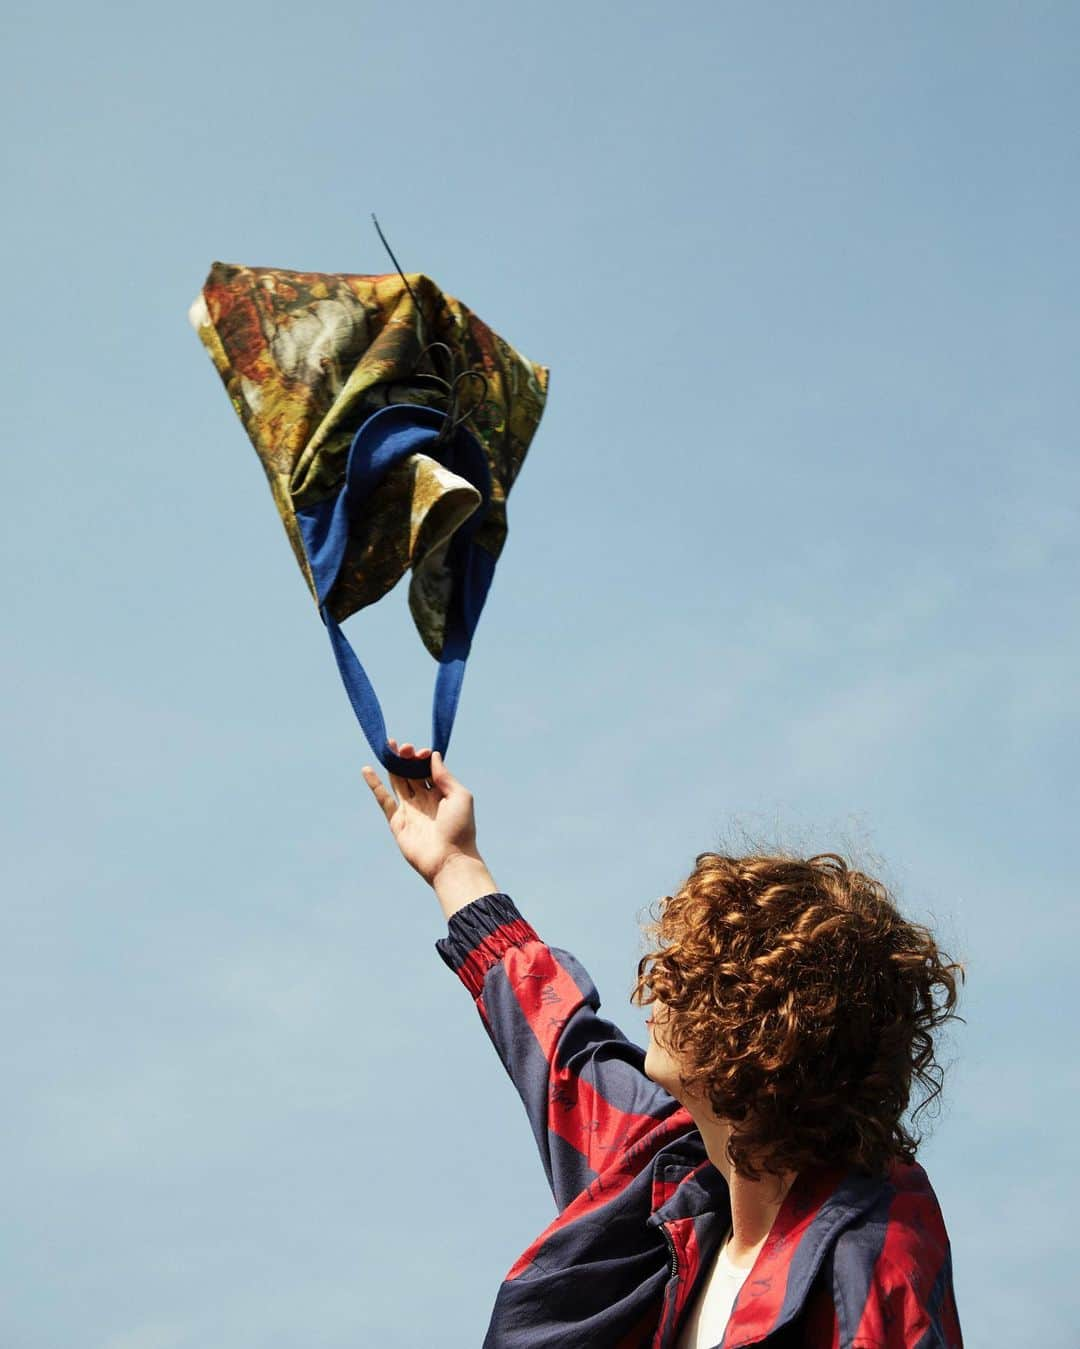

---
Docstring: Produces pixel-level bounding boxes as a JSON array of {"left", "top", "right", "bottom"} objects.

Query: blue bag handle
[{"left": 295, "top": 404, "right": 495, "bottom": 780}]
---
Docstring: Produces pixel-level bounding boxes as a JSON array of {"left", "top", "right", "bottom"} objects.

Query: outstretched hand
[{"left": 361, "top": 739, "right": 482, "bottom": 887}]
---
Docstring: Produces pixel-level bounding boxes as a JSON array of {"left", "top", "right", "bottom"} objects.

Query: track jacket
[{"left": 435, "top": 892, "right": 963, "bottom": 1349}]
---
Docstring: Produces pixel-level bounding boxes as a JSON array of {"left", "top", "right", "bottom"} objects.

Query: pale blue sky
[{"left": 3, "top": 3, "right": 1078, "bottom": 1346}]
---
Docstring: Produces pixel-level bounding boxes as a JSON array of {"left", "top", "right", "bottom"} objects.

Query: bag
[{"left": 189, "top": 260, "right": 549, "bottom": 778}]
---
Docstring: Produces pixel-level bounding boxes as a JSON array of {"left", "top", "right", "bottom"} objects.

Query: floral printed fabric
[{"left": 189, "top": 262, "right": 549, "bottom": 659}]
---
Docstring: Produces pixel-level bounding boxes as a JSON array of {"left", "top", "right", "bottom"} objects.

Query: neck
[{"left": 691, "top": 1108, "right": 797, "bottom": 1268}]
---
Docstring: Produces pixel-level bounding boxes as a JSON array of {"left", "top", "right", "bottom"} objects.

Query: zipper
[
  {"left": 661, "top": 1223, "right": 679, "bottom": 1279},
  {"left": 654, "top": 1225, "right": 680, "bottom": 1348}
]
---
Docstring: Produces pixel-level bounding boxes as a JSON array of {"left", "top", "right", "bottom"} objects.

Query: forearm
[{"left": 432, "top": 853, "right": 499, "bottom": 923}]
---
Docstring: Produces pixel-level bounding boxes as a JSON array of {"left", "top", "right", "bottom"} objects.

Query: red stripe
[
  {"left": 724, "top": 1166, "right": 844, "bottom": 1347},
  {"left": 504, "top": 1149, "right": 652, "bottom": 1279},
  {"left": 799, "top": 1284, "right": 840, "bottom": 1349},
  {"left": 455, "top": 917, "right": 540, "bottom": 999},
  {"left": 458, "top": 921, "right": 674, "bottom": 1169},
  {"left": 667, "top": 1210, "right": 706, "bottom": 1332},
  {"left": 463, "top": 924, "right": 706, "bottom": 1306},
  {"left": 504, "top": 1111, "right": 697, "bottom": 1283},
  {"left": 851, "top": 1163, "right": 951, "bottom": 1345},
  {"left": 501, "top": 943, "right": 673, "bottom": 1169}
]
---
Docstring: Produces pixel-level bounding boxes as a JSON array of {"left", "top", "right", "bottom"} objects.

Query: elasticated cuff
[{"left": 434, "top": 892, "right": 541, "bottom": 998}]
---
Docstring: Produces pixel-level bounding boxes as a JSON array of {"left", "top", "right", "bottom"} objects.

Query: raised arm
[
  {"left": 433, "top": 887, "right": 683, "bottom": 1210},
  {"left": 361, "top": 741, "right": 685, "bottom": 1211}
]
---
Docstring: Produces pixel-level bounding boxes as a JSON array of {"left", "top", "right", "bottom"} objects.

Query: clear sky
[{"left": 3, "top": 3, "right": 1078, "bottom": 1345}]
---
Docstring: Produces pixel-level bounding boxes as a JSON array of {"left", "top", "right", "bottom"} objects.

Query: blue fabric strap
[{"left": 295, "top": 403, "right": 494, "bottom": 780}]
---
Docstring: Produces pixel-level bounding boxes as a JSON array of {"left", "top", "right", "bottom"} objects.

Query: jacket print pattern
[{"left": 435, "top": 893, "right": 963, "bottom": 1349}]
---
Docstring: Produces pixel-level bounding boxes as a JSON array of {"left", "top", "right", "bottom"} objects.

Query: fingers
[
  {"left": 400, "top": 744, "right": 457, "bottom": 794},
  {"left": 360, "top": 764, "right": 398, "bottom": 822},
  {"left": 388, "top": 737, "right": 434, "bottom": 792},
  {"left": 389, "top": 738, "right": 431, "bottom": 758},
  {"left": 386, "top": 737, "right": 415, "bottom": 797},
  {"left": 364, "top": 737, "right": 461, "bottom": 827},
  {"left": 363, "top": 734, "right": 442, "bottom": 820}
]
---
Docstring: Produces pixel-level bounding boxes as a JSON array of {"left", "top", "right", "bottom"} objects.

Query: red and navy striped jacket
[{"left": 436, "top": 892, "right": 963, "bottom": 1349}]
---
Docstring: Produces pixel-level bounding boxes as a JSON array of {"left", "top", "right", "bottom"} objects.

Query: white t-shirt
[{"left": 673, "top": 1229, "right": 752, "bottom": 1349}]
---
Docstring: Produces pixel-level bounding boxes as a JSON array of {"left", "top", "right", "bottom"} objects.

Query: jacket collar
[{"left": 645, "top": 1121, "right": 886, "bottom": 1345}]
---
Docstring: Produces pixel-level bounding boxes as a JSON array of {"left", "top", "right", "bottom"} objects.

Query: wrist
[{"left": 432, "top": 852, "right": 497, "bottom": 922}]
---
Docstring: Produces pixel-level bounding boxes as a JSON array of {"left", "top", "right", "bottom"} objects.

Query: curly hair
[{"left": 630, "top": 852, "right": 963, "bottom": 1180}]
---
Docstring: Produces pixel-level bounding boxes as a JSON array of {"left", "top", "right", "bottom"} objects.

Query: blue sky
[{"left": 3, "top": 2, "right": 1078, "bottom": 1345}]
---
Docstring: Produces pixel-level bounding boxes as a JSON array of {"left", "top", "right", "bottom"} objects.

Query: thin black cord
[
  {"left": 369, "top": 214, "right": 489, "bottom": 443},
  {"left": 371, "top": 213, "right": 446, "bottom": 384},
  {"left": 371, "top": 213, "right": 422, "bottom": 315}
]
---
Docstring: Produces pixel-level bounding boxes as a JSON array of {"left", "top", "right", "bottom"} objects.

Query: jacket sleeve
[{"left": 435, "top": 891, "right": 684, "bottom": 1213}]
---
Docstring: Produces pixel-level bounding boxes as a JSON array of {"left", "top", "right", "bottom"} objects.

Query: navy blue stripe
[
  {"left": 482, "top": 1241, "right": 669, "bottom": 1348},
  {"left": 548, "top": 944, "right": 683, "bottom": 1136},
  {"left": 477, "top": 950, "right": 594, "bottom": 1209},
  {"left": 768, "top": 1169, "right": 887, "bottom": 1340},
  {"left": 437, "top": 904, "right": 681, "bottom": 1214},
  {"left": 912, "top": 1243, "right": 956, "bottom": 1349},
  {"left": 830, "top": 1182, "right": 896, "bottom": 1347}
]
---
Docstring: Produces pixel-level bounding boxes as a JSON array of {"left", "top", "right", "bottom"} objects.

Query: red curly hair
[{"left": 630, "top": 852, "right": 963, "bottom": 1180}]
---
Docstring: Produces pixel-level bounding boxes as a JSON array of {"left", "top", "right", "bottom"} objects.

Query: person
[{"left": 361, "top": 741, "right": 964, "bottom": 1348}]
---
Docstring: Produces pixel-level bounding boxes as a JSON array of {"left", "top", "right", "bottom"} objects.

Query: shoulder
[
  {"left": 836, "top": 1159, "right": 948, "bottom": 1256},
  {"left": 831, "top": 1161, "right": 960, "bottom": 1348}
]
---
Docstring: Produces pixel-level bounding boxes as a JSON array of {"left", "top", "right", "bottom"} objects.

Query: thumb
[{"left": 430, "top": 750, "right": 458, "bottom": 791}]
